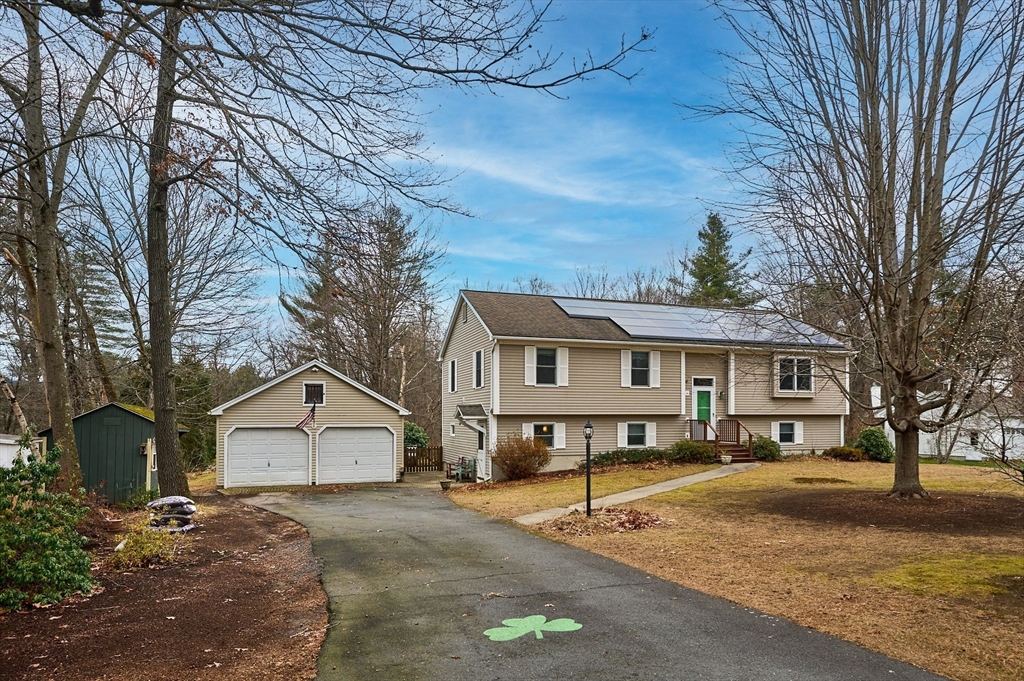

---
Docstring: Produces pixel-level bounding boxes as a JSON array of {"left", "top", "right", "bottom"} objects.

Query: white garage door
[
  {"left": 317, "top": 427, "right": 394, "bottom": 484},
  {"left": 226, "top": 428, "right": 309, "bottom": 487}
]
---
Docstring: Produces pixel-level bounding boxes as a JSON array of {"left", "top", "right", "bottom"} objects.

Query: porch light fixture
[{"left": 584, "top": 420, "right": 594, "bottom": 516}]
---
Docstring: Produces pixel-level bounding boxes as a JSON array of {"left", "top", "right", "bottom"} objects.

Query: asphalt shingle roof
[{"left": 461, "top": 290, "right": 845, "bottom": 349}]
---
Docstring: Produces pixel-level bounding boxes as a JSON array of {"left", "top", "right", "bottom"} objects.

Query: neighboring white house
[
  {"left": 0, "top": 434, "right": 43, "bottom": 468},
  {"left": 871, "top": 385, "right": 1024, "bottom": 461}
]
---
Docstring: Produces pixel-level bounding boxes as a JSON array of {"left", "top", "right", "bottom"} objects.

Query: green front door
[{"left": 696, "top": 391, "right": 712, "bottom": 422}]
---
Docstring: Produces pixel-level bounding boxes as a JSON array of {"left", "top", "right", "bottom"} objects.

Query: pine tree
[{"left": 680, "top": 213, "right": 758, "bottom": 307}]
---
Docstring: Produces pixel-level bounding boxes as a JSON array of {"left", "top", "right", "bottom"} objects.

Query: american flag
[{"left": 296, "top": 405, "right": 316, "bottom": 429}]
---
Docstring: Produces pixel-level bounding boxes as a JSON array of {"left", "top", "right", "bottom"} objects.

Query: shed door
[
  {"left": 226, "top": 428, "right": 309, "bottom": 487},
  {"left": 317, "top": 427, "right": 394, "bottom": 484}
]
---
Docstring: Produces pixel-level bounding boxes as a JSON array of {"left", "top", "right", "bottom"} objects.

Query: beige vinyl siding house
[
  {"left": 440, "top": 299, "right": 493, "bottom": 472},
  {"left": 440, "top": 290, "right": 852, "bottom": 481},
  {"left": 211, "top": 359, "right": 409, "bottom": 488}
]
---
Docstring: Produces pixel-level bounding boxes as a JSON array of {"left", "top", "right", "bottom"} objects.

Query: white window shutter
[
  {"left": 554, "top": 423, "right": 566, "bottom": 450},
  {"left": 621, "top": 350, "right": 631, "bottom": 387},
  {"left": 617, "top": 423, "right": 628, "bottom": 448},
  {"left": 771, "top": 422, "right": 780, "bottom": 442},
  {"left": 795, "top": 422, "right": 804, "bottom": 445},
  {"left": 646, "top": 422, "right": 657, "bottom": 447},
  {"left": 522, "top": 423, "right": 533, "bottom": 439},
  {"left": 525, "top": 346, "right": 537, "bottom": 386},
  {"left": 557, "top": 347, "right": 569, "bottom": 386},
  {"left": 650, "top": 351, "right": 661, "bottom": 388}
]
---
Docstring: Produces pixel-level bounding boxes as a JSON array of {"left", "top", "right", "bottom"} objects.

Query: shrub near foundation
[
  {"left": 752, "top": 435, "right": 782, "bottom": 461},
  {"left": 822, "top": 446, "right": 865, "bottom": 462},
  {"left": 587, "top": 448, "right": 667, "bottom": 468},
  {"left": 491, "top": 433, "right": 552, "bottom": 480},
  {"left": 666, "top": 440, "right": 716, "bottom": 464},
  {"left": 855, "top": 427, "right": 895, "bottom": 462}
]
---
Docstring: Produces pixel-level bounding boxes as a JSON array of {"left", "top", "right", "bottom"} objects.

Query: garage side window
[{"left": 303, "top": 382, "right": 325, "bottom": 406}]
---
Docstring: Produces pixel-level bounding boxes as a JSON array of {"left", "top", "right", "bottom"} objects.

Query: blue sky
[{"left": 420, "top": 1, "right": 744, "bottom": 294}]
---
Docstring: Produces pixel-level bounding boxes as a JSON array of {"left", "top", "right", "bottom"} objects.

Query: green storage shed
[{"left": 39, "top": 403, "right": 187, "bottom": 504}]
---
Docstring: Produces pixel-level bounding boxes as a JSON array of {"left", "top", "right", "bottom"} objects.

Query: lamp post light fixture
[{"left": 583, "top": 420, "right": 594, "bottom": 517}]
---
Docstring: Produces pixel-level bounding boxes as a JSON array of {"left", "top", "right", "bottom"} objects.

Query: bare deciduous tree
[
  {"left": 35, "top": 0, "right": 649, "bottom": 495},
  {"left": 701, "top": 0, "right": 1024, "bottom": 496}
]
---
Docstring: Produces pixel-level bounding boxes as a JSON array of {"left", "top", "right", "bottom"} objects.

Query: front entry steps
[{"left": 715, "top": 443, "right": 757, "bottom": 464}]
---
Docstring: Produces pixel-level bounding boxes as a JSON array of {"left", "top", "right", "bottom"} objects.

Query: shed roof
[
  {"left": 38, "top": 402, "right": 188, "bottom": 436},
  {"left": 208, "top": 359, "right": 410, "bottom": 416}
]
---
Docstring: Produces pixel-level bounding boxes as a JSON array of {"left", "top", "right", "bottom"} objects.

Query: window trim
[
  {"left": 776, "top": 355, "right": 814, "bottom": 395},
  {"left": 626, "top": 422, "right": 647, "bottom": 448},
  {"left": 473, "top": 349, "right": 484, "bottom": 389},
  {"left": 532, "top": 422, "right": 556, "bottom": 449},
  {"left": 302, "top": 381, "right": 326, "bottom": 407},
  {"left": 535, "top": 347, "right": 558, "bottom": 387},
  {"left": 449, "top": 359, "right": 457, "bottom": 393},
  {"left": 778, "top": 421, "right": 796, "bottom": 444},
  {"left": 631, "top": 350, "right": 650, "bottom": 388}
]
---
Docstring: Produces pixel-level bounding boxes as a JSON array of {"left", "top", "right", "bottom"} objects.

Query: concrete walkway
[
  {"left": 513, "top": 462, "right": 760, "bottom": 525},
  {"left": 248, "top": 486, "right": 944, "bottom": 681}
]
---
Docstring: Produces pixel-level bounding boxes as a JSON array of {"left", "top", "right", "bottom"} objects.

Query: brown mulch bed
[
  {"left": 0, "top": 495, "right": 326, "bottom": 681},
  {"left": 455, "top": 459, "right": 694, "bottom": 493},
  {"left": 762, "top": 488, "right": 1024, "bottom": 537}
]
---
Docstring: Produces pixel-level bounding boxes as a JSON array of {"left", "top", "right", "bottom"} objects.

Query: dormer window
[{"left": 303, "top": 382, "right": 325, "bottom": 406}]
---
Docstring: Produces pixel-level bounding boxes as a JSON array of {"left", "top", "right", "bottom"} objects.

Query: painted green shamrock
[{"left": 484, "top": 615, "right": 583, "bottom": 641}]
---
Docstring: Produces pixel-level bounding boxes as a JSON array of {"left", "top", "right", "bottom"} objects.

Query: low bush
[
  {"left": 752, "top": 435, "right": 782, "bottom": 461},
  {"left": 587, "top": 447, "right": 667, "bottom": 468},
  {"left": 491, "top": 433, "right": 552, "bottom": 480},
  {"left": 665, "top": 439, "right": 716, "bottom": 464},
  {"left": 854, "top": 427, "right": 895, "bottom": 462},
  {"left": 822, "top": 446, "right": 865, "bottom": 462},
  {"left": 108, "top": 525, "right": 181, "bottom": 569},
  {"left": 120, "top": 485, "right": 160, "bottom": 511},
  {"left": 404, "top": 421, "right": 430, "bottom": 448},
  {"left": 0, "top": 438, "right": 93, "bottom": 611}
]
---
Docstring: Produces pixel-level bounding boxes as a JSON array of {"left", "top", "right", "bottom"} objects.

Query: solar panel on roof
[{"left": 552, "top": 298, "right": 842, "bottom": 347}]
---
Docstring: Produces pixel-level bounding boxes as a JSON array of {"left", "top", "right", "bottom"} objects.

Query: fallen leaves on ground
[{"left": 540, "top": 507, "right": 664, "bottom": 537}]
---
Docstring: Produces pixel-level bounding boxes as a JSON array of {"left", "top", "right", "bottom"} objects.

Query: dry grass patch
[
  {"left": 449, "top": 463, "right": 716, "bottom": 518},
  {"left": 532, "top": 459, "right": 1024, "bottom": 681}
]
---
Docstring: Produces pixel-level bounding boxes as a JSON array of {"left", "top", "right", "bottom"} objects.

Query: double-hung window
[
  {"left": 535, "top": 348, "right": 557, "bottom": 386},
  {"left": 627, "top": 423, "right": 647, "bottom": 447},
  {"left": 778, "top": 422, "right": 795, "bottom": 444},
  {"left": 631, "top": 351, "right": 650, "bottom": 387},
  {"left": 473, "top": 349, "right": 484, "bottom": 389},
  {"left": 778, "top": 357, "right": 813, "bottom": 393},
  {"left": 533, "top": 423, "right": 555, "bottom": 448}
]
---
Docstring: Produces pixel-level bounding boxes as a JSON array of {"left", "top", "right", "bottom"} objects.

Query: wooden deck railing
[
  {"left": 715, "top": 419, "right": 755, "bottom": 457},
  {"left": 403, "top": 446, "right": 444, "bottom": 472},
  {"left": 687, "top": 419, "right": 722, "bottom": 457}
]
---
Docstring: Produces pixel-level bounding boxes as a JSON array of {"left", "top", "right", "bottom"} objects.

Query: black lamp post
[{"left": 583, "top": 420, "right": 594, "bottom": 516}]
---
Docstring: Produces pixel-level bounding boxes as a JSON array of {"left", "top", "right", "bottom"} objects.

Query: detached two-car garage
[{"left": 212, "top": 360, "right": 410, "bottom": 489}]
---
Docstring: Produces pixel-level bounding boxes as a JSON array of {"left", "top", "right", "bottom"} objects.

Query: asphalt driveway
[{"left": 251, "top": 487, "right": 944, "bottom": 681}]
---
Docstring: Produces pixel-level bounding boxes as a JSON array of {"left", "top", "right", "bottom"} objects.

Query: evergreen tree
[{"left": 678, "top": 213, "right": 757, "bottom": 307}]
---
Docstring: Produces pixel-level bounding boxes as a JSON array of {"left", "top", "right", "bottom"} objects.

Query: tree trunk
[
  {"left": 0, "top": 375, "right": 30, "bottom": 435},
  {"left": 891, "top": 426, "right": 927, "bottom": 498},
  {"left": 18, "top": 4, "right": 81, "bottom": 490},
  {"left": 148, "top": 7, "right": 190, "bottom": 498}
]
